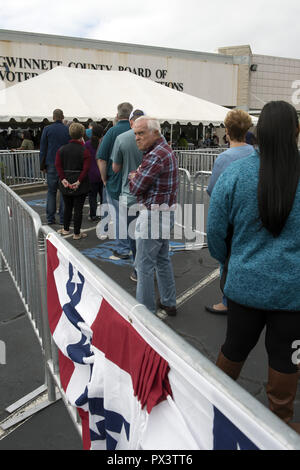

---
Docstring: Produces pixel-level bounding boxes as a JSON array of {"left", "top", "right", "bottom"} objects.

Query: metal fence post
[
  {"left": 0, "top": 252, "right": 6, "bottom": 272},
  {"left": 37, "top": 230, "right": 57, "bottom": 402}
]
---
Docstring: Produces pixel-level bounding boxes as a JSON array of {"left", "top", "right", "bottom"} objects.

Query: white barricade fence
[
  {"left": 0, "top": 150, "right": 45, "bottom": 186},
  {"left": 1, "top": 180, "right": 300, "bottom": 450}
]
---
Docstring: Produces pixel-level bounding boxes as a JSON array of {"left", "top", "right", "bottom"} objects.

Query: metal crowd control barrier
[
  {"left": 174, "top": 169, "right": 211, "bottom": 251},
  {"left": 0, "top": 148, "right": 212, "bottom": 251},
  {"left": 0, "top": 180, "right": 79, "bottom": 433},
  {"left": 0, "top": 180, "right": 59, "bottom": 428},
  {"left": 0, "top": 150, "right": 45, "bottom": 186},
  {"left": 0, "top": 180, "right": 300, "bottom": 449},
  {"left": 0, "top": 149, "right": 221, "bottom": 188},
  {"left": 174, "top": 150, "right": 221, "bottom": 174}
]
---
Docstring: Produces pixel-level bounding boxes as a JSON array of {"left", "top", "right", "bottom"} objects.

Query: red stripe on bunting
[
  {"left": 46, "top": 239, "right": 63, "bottom": 334},
  {"left": 78, "top": 409, "right": 91, "bottom": 451},
  {"left": 58, "top": 349, "right": 75, "bottom": 392},
  {"left": 58, "top": 351, "right": 91, "bottom": 450},
  {"left": 91, "top": 298, "right": 172, "bottom": 413}
]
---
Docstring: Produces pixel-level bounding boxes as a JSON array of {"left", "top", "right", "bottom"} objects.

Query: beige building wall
[
  {"left": 250, "top": 54, "right": 300, "bottom": 111},
  {"left": 218, "top": 45, "right": 252, "bottom": 111},
  {"left": 218, "top": 45, "right": 300, "bottom": 112}
]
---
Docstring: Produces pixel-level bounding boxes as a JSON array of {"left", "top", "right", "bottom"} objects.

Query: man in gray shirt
[{"left": 111, "top": 109, "right": 145, "bottom": 280}]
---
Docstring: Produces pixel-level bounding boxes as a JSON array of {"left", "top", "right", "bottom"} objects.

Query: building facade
[
  {"left": 218, "top": 45, "right": 300, "bottom": 113},
  {"left": 0, "top": 30, "right": 299, "bottom": 114},
  {"left": 0, "top": 29, "right": 238, "bottom": 108}
]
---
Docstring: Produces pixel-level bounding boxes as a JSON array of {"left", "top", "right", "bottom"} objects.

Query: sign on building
[{"left": 0, "top": 32, "right": 238, "bottom": 107}]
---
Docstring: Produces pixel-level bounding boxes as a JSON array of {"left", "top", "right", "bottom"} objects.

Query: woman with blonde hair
[
  {"left": 206, "top": 108, "right": 254, "bottom": 314},
  {"left": 55, "top": 123, "right": 91, "bottom": 240}
]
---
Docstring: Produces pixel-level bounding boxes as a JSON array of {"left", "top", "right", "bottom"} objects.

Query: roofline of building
[
  {"left": 252, "top": 52, "right": 300, "bottom": 62},
  {"left": 0, "top": 29, "right": 235, "bottom": 64}
]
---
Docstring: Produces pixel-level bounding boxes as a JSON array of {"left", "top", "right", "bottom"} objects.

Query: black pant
[
  {"left": 62, "top": 193, "right": 86, "bottom": 235},
  {"left": 88, "top": 181, "right": 103, "bottom": 218},
  {"left": 222, "top": 299, "right": 300, "bottom": 374}
]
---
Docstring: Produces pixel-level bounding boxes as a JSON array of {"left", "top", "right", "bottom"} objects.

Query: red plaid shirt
[{"left": 129, "top": 137, "right": 179, "bottom": 209}]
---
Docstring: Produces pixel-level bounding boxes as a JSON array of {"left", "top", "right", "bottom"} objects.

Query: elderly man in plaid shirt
[{"left": 129, "top": 116, "right": 179, "bottom": 317}]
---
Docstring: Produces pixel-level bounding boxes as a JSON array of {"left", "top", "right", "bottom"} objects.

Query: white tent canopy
[{"left": 0, "top": 66, "right": 257, "bottom": 125}]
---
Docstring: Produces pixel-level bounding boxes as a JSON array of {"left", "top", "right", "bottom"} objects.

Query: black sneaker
[
  {"left": 157, "top": 301, "right": 177, "bottom": 316},
  {"left": 130, "top": 270, "right": 137, "bottom": 282},
  {"left": 112, "top": 250, "right": 130, "bottom": 260}
]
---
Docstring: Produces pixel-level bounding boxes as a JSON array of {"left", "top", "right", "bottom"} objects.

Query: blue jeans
[
  {"left": 100, "top": 187, "right": 109, "bottom": 232},
  {"left": 118, "top": 200, "right": 137, "bottom": 258},
  {"left": 46, "top": 165, "right": 64, "bottom": 224},
  {"left": 106, "top": 192, "right": 136, "bottom": 257},
  {"left": 106, "top": 191, "right": 119, "bottom": 240},
  {"left": 134, "top": 210, "right": 176, "bottom": 314}
]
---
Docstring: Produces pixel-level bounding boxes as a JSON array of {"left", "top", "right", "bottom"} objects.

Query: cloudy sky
[{"left": 1, "top": 0, "right": 300, "bottom": 59}]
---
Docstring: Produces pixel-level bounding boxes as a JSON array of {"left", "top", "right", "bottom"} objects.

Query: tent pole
[{"left": 170, "top": 124, "right": 173, "bottom": 146}]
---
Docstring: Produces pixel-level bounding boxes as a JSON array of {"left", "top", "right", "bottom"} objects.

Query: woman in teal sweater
[{"left": 207, "top": 101, "right": 300, "bottom": 432}]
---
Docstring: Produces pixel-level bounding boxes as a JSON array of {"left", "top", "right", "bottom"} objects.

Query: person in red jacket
[{"left": 55, "top": 123, "right": 91, "bottom": 240}]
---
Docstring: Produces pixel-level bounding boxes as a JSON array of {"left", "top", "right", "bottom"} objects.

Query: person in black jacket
[
  {"left": 55, "top": 123, "right": 91, "bottom": 240},
  {"left": 40, "top": 109, "right": 70, "bottom": 225}
]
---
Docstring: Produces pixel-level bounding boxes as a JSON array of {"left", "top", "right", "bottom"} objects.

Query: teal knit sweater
[{"left": 207, "top": 151, "right": 300, "bottom": 311}]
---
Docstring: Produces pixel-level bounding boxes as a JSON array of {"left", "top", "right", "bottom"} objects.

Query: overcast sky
[{"left": 1, "top": 0, "right": 300, "bottom": 60}]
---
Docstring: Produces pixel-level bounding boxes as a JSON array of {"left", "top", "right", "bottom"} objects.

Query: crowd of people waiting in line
[
  {"left": 0, "top": 120, "right": 241, "bottom": 153},
  {"left": 0, "top": 129, "right": 37, "bottom": 150},
  {"left": 39, "top": 105, "right": 178, "bottom": 314},
  {"left": 38, "top": 101, "right": 300, "bottom": 434}
]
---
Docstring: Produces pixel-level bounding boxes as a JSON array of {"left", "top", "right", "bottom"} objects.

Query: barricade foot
[{"left": 0, "top": 385, "right": 61, "bottom": 438}]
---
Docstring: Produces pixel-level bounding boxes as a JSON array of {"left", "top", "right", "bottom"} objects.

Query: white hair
[{"left": 135, "top": 116, "right": 161, "bottom": 134}]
